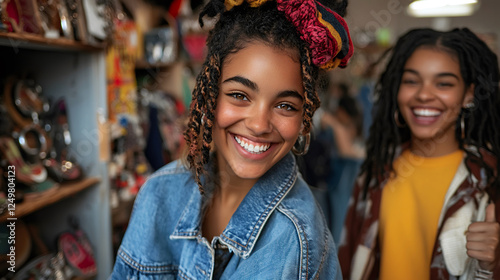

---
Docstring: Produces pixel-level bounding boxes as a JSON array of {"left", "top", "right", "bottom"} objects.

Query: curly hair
[
  {"left": 361, "top": 28, "right": 500, "bottom": 198},
  {"left": 183, "top": 0, "right": 348, "bottom": 193}
]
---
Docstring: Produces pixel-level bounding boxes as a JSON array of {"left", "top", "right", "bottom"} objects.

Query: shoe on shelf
[
  {"left": 43, "top": 99, "right": 84, "bottom": 183},
  {"left": 0, "top": 136, "right": 47, "bottom": 184}
]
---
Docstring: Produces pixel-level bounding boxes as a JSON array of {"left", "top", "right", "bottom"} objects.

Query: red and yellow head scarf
[{"left": 224, "top": 0, "right": 353, "bottom": 70}]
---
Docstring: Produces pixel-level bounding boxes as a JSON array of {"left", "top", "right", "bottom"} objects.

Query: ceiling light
[{"left": 407, "top": 0, "right": 480, "bottom": 17}]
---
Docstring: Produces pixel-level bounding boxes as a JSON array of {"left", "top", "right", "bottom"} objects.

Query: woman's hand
[{"left": 466, "top": 203, "right": 500, "bottom": 271}]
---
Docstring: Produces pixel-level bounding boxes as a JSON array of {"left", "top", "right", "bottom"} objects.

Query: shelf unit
[
  {"left": 0, "top": 32, "right": 112, "bottom": 279},
  {"left": 0, "top": 32, "right": 105, "bottom": 52},
  {"left": 0, "top": 177, "right": 100, "bottom": 222}
]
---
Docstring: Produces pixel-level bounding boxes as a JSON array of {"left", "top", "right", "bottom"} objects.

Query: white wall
[{"left": 346, "top": 0, "right": 500, "bottom": 53}]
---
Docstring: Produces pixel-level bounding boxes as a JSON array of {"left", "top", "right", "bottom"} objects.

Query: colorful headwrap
[{"left": 224, "top": 0, "right": 353, "bottom": 70}]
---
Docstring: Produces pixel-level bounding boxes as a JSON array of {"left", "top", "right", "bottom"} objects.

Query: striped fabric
[{"left": 224, "top": 0, "right": 353, "bottom": 70}]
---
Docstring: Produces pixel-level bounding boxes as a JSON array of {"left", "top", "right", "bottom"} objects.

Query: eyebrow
[
  {"left": 222, "top": 75, "right": 303, "bottom": 101},
  {"left": 223, "top": 76, "right": 258, "bottom": 91},
  {"left": 403, "top": 69, "right": 460, "bottom": 80},
  {"left": 277, "top": 90, "right": 304, "bottom": 101}
]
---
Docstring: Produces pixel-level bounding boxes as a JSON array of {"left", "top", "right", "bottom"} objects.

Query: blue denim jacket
[{"left": 111, "top": 153, "right": 341, "bottom": 279}]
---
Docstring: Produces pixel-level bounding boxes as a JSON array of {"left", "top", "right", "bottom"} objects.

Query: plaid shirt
[{"left": 338, "top": 148, "right": 500, "bottom": 280}]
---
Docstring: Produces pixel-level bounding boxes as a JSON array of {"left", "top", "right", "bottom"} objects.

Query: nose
[
  {"left": 245, "top": 106, "right": 273, "bottom": 135},
  {"left": 415, "top": 82, "right": 435, "bottom": 102}
]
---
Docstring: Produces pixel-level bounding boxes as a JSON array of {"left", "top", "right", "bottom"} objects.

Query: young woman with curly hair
[
  {"left": 111, "top": 0, "right": 353, "bottom": 278},
  {"left": 338, "top": 28, "right": 500, "bottom": 280}
]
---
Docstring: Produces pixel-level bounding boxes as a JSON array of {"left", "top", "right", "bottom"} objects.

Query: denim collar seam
[
  {"left": 118, "top": 248, "right": 179, "bottom": 273},
  {"left": 170, "top": 231, "right": 198, "bottom": 238}
]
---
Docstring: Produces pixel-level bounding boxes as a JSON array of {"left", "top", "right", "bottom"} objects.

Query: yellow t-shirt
[{"left": 379, "top": 149, "right": 464, "bottom": 280}]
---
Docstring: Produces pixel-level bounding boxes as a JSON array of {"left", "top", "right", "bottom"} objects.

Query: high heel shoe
[
  {"left": 0, "top": 136, "right": 59, "bottom": 198},
  {"left": 0, "top": 136, "right": 47, "bottom": 184}
]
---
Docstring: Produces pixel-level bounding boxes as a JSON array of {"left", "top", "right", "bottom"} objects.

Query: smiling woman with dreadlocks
[
  {"left": 338, "top": 28, "right": 500, "bottom": 279},
  {"left": 111, "top": 0, "right": 353, "bottom": 278}
]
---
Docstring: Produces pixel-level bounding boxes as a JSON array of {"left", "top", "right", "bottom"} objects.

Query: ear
[{"left": 462, "top": 84, "right": 475, "bottom": 108}]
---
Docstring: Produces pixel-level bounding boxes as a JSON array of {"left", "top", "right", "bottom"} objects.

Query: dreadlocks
[
  {"left": 183, "top": 0, "right": 334, "bottom": 193},
  {"left": 361, "top": 28, "right": 500, "bottom": 198}
]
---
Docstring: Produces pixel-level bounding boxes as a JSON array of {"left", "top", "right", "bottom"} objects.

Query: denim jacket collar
[{"left": 170, "top": 152, "right": 298, "bottom": 259}]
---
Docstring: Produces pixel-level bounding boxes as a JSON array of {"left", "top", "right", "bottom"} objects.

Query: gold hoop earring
[
  {"left": 292, "top": 132, "right": 310, "bottom": 156},
  {"left": 394, "top": 110, "right": 406, "bottom": 128}
]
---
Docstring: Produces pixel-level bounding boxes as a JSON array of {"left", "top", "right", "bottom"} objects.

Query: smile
[
  {"left": 234, "top": 136, "right": 271, "bottom": 154},
  {"left": 412, "top": 108, "right": 441, "bottom": 117}
]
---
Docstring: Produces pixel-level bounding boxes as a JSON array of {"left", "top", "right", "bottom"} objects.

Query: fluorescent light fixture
[{"left": 407, "top": 0, "right": 479, "bottom": 17}]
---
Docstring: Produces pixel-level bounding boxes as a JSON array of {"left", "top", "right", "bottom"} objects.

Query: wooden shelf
[
  {"left": 0, "top": 32, "right": 105, "bottom": 52},
  {"left": 0, "top": 177, "right": 100, "bottom": 222}
]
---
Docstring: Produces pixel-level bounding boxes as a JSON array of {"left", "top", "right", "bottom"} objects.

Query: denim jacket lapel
[
  {"left": 221, "top": 153, "right": 298, "bottom": 259},
  {"left": 170, "top": 152, "right": 298, "bottom": 259},
  {"left": 170, "top": 184, "right": 205, "bottom": 239}
]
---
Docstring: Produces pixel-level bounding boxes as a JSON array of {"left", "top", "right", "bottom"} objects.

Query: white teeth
[
  {"left": 413, "top": 108, "right": 441, "bottom": 117},
  {"left": 234, "top": 136, "right": 270, "bottom": 154}
]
